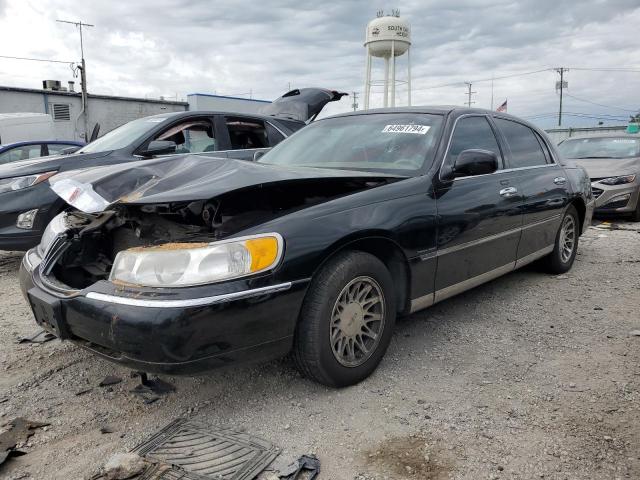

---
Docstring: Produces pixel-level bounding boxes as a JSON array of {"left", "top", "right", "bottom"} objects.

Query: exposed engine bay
[{"left": 49, "top": 178, "right": 396, "bottom": 289}]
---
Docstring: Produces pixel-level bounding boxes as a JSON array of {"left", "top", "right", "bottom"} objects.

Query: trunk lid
[{"left": 259, "top": 88, "right": 348, "bottom": 122}]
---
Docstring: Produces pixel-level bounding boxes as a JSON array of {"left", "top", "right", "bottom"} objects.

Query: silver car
[{"left": 558, "top": 135, "right": 640, "bottom": 221}]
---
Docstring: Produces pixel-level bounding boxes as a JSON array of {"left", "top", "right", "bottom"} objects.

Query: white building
[
  {"left": 0, "top": 85, "right": 273, "bottom": 142},
  {"left": 0, "top": 85, "right": 188, "bottom": 142}
]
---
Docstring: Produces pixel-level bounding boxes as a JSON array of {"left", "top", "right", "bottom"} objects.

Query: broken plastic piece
[
  {"left": 17, "top": 329, "right": 56, "bottom": 344},
  {"left": 99, "top": 375, "right": 122, "bottom": 387},
  {"left": 0, "top": 417, "right": 50, "bottom": 466},
  {"left": 130, "top": 372, "right": 175, "bottom": 404},
  {"left": 278, "top": 454, "right": 320, "bottom": 480}
]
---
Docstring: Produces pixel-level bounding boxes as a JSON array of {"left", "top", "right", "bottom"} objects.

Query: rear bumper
[{"left": 20, "top": 249, "right": 308, "bottom": 374}]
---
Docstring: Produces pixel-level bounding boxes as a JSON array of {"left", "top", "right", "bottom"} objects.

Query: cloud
[{"left": 0, "top": 0, "right": 638, "bottom": 128}]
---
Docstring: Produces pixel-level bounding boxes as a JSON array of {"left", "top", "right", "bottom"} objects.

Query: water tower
[{"left": 363, "top": 9, "right": 412, "bottom": 109}]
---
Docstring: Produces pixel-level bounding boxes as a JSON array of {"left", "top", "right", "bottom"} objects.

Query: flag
[{"left": 496, "top": 99, "right": 507, "bottom": 112}]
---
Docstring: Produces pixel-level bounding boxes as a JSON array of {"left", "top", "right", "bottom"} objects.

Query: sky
[{"left": 0, "top": 0, "right": 638, "bottom": 129}]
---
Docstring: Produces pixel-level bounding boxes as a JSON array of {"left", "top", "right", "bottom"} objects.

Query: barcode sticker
[{"left": 382, "top": 124, "right": 431, "bottom": 134}]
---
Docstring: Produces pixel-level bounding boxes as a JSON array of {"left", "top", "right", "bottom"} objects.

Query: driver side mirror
[
  {"left": 453, "top": 149, "right": 498, "bottom": 177},
  {"left": 139, "top": 140, "right": 177, "bottom": 157}
]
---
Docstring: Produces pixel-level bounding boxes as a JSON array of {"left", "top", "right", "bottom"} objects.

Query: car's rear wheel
[
  {"left": 293, "top": 251, "right": 396, "bottom": 387},
  {"left": 544, "top": 205, "right": 579, "bottom": 274}
]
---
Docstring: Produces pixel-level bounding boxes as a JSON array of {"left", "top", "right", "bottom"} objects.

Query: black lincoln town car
[{"left": 20, "top": 106, "right": 594, "bottom": 387}]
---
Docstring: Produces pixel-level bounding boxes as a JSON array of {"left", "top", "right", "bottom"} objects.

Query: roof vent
[{"left": 42, "top": 80, "right": 62, "bottom": 91}]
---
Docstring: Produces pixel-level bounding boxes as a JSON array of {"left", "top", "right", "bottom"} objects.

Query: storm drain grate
[{"left": 132, "top": 419, "right": 280, "bottom": 480}]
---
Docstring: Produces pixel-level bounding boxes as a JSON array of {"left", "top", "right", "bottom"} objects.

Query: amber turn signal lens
[{"left": 245, "top": 236, "right": 279, "bottom": 272}]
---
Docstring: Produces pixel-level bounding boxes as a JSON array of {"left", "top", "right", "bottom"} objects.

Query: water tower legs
[
  {"left": 390, "top": 41, "right": 396, "bottom": 107},
  {"left": 364, "top": 46, "right": 372, "bottom": 110},
  {"left": 407, "top": 48, "right": 411, "bottom": 106},
  {"left": 383, "top": 57, "right": 389, "bottom": 107}
]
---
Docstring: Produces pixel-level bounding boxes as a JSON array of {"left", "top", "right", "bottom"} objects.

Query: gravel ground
[{"left": 1, "top": 221, "right": 639, "bottom": 480}]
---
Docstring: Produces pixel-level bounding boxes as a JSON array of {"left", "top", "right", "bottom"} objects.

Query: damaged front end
[
  {"left": 42, "top": 175, "right": 392, "bottom": 290},
  {"left": 20, "top": 156, "right": 400, "bottom": 373}
]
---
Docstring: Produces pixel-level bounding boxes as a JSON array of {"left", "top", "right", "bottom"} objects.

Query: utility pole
[
  {"left": 57, "top": 19, "right": 94, "bottom": 141},
  {"left": 351, "top": 91, "right": 359, "bottom": 111},
  {"left": 555, "top": 67, "right": 568, "bottom": 127},
  {"left": 464, "top": 82, "right": 476, "bottom": 107}
]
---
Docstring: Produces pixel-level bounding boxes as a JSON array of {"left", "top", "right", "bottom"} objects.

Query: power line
[
  {"left": 412, "top": 68, "right": 552, "bottom": 92},
  {"left": 0, "top": 55, "right": 74, "bottom": 64},
  {"left": 567, "top": 67, "right": 640, "bottom": 73},
  {"left": 563, "top": 93, "right": 638, "bottom": 112}
]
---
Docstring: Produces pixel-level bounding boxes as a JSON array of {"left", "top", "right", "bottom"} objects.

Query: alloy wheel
[
  {"left": 330, "top": 276, "right": 385, "bottom": 368},
  {"left": 559, "top": 215, "right": 576, "bottom": 263}
]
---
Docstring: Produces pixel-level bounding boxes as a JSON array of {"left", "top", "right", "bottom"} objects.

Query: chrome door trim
[
  {"left": 514, "top": 245, "right": 554, "bottom": 269},
  {"left": 437, "top": 225, "right": 522, "bottom": 257},
  {"left": 522, "top": 214, "right": 562, "bottom": 231},
  {"left": 409, "top": 293, "right": 435, "bottom": 313},
  {"left": 433, "top": 262, "right": 515, "bottom": 304}
]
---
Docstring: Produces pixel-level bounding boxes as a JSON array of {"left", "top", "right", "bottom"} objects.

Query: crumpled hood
[
  {"left": 570, "top": 157, "right": 640, "bottom": 179},
  {"left": 49, "top": 154, "right": 402, "bottom": 213},
  {"left": 0, "top": 151, "right": 110, "bottom": 179}
]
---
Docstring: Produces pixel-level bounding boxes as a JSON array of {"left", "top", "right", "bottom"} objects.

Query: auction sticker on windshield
[{"left": 382, "top": 124, "right": 431, "bottom": 134}]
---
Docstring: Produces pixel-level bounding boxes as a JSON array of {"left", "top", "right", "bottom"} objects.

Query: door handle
[
  {"left": 553, "top": 176, "right": 567, "bottom": 185},
  {"left": 499, "top": 187, "right": 518, "bottom": 197}
]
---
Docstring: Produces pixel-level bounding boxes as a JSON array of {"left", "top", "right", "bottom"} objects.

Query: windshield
[
  {"left": 258, "top": 113, "right": 444, "bottom": 174},
  {"left": 78, "top": 116, "right": 170, "bottom": 154},
  {"left": 558, "top": 137, "right": 640, "bottom": 159}
]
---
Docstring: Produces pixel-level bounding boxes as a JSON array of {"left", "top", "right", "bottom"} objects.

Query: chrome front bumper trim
[{"left": 85, "top": 282, "right": 293, "bottom": 308}]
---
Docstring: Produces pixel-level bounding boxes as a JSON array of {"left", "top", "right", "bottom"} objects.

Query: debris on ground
[
  {"left": 131, "top": 418, "right": 280, "bottom": 479},
  {"left": 99, "top": 376, "right": 123, "bottom": 387},
  {"left": 278, "top": 454, "right": 320, "bottom": 480},
  {"left": 100, "top": 452, "right": 148, "bottom": 480},
  {"left": 130, "top": 372, "right": 175, "bottom": 404},
  {"left": 630, "top": 330, "right": 640, "bottom": 337},
  {"left": 0, "top": 417, "right": 50, "bottom": 466},
  {"left": 16, "top": 329, "right": 55, "bottom": 344},
  {"left": 100, "top": 426, "right": 115, "bottom": 434}
]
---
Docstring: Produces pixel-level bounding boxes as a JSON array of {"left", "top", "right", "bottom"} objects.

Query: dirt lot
[{"left": 1, "top": 221, "right": 639, "bottom": 480}]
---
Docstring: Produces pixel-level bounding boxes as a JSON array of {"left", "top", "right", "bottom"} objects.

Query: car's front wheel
[
  {"left": 293, "top": 251, "right": 396, "bottom": 387},
  {"left": 544, "top": 205, "right": 579, "bottom": 274}
]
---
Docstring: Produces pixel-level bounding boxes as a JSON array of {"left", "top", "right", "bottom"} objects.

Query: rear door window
[
  {"left": 495, "top": 118, "right": 548, "bottom": 168},
  {"left": 154, "top": 119, "right": 216, "bottom": 154},
  {"left": 225, "top": 117, "right": 269, "bottom": 149},
  {"left": 0, "top": 144, "right": 43, "bottom": 164}
]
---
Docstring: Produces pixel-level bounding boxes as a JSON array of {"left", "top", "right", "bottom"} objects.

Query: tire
[
  {"left": 293, "top": 251, "right": 396, "bottom": 387},
  {"left": 543, "top": 205, "right": 580, "bottom": 274},
  {"left": 630, "top": 197, "right": 640, "bottom": 222}
]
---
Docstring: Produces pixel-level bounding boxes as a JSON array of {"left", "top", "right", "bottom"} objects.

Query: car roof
[
  {"left": 319, "top": 106, "right": 547, "bottom": 132},
  {"left": 0, "top": 140, "right": 84, "bottom": 150},
  {"left": 145, "top": 110, "right": 304, "bottom": 124}
]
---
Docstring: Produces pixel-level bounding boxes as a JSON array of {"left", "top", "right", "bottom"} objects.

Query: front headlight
[
  {"left": 599, "top": 174, "right": 636, "bottom": 185},
  {"left": 109, "top": 233, "right": 284, "bottom": 287},
  {"left": 37, "top": 212, "right": 68, "bottom": 257},
  {"left": 0, "top": 171, "right": 57, "bottom": 194}
]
